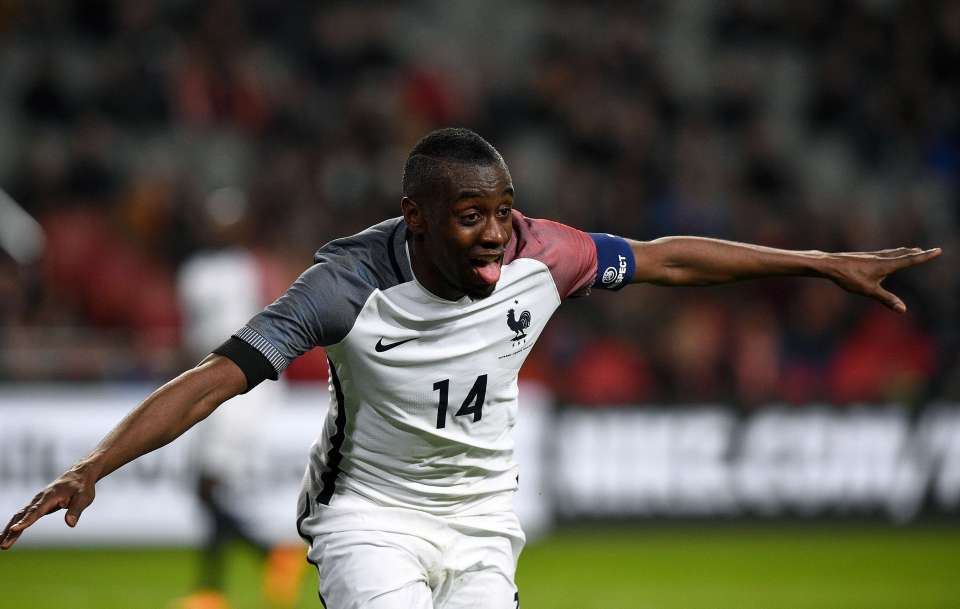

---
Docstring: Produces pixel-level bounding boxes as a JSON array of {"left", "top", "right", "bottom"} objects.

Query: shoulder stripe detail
[
  {"left": 235, "top": 325, "right": 289, "bottom": 374},
  {"left": 386, "top": 220, "right": 405, "bottom": 284}
]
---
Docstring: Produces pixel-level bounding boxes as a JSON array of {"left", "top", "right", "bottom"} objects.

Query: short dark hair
[{"left": 402, "top": 128, "right": 504, "bottom": 201}]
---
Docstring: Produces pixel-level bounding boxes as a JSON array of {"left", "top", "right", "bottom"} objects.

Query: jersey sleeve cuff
[
  {"left": 213, "top": 327, "right": 286, "bottom": 392},
  {"left": 588, "top": 233, "right": 635, "bottom": 290},
  {"left": 234, "top": 325, "right": 289, "bottom": 374}
]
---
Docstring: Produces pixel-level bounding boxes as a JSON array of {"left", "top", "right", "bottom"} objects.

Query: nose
[{"left": 479, "top": 213, "right": 508, "bottom": 249}]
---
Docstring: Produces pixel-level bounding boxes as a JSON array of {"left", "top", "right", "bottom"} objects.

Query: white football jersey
[
  {"left": 179, "top": 248, "right": 285, "bottom": 483},
  {"left": 217, "top": 211, "right": 631, "bottom": 524}
]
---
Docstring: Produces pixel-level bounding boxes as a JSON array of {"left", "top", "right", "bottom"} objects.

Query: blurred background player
[{"left": 174, "top": 189, "right": 303, "bottom": 609}]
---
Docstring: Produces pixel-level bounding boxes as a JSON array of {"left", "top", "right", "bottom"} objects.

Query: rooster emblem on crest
[{"left": 507, "top": 308, "right": 531, "bottom": 341}]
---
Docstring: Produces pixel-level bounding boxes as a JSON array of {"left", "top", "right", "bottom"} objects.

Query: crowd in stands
[{"left": 1, "top": 0, "right": 957, "bottom": 406}]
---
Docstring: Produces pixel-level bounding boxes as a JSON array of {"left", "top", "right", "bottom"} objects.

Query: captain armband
[{"left": 588, "top": 233, "right": 636, "bottom": 290}]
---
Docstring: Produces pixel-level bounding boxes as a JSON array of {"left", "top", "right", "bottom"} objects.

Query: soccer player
[
  {"left": 175, "top": 210, "right": 305, "bottom": 609},
  {"left": 1, "top": 128, "right": 941, "bottom": 608}
]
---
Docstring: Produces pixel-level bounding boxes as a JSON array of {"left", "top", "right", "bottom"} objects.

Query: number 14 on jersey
[{"left": 432, "top": 375, "right": 487, "bottom": 428}]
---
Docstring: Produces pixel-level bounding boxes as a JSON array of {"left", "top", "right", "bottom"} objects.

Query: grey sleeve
[{"left": 231, "top": 254, "right": 376, "bottom": 379}]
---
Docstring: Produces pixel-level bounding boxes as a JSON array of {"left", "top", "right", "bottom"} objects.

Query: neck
[{"left": 408, "top": 236, "right": 465, "bottom": 301}]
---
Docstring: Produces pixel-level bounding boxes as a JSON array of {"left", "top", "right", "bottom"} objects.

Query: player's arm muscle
[
  {"left": 0, "top": 355, "right": 246, "bottom": 550},
  {"left": 84, "top": 354, "right": 247, "bottom": 478},
  {"left": 628, "top": 237, "right": 828, "bottom": 286},
  {"left": 628, "top": 237, "right": 940, "bottom": 313}
]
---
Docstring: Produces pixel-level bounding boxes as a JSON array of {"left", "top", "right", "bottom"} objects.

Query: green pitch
[{"left": 1, "top": 525, "right": 958, "bottom": 609}]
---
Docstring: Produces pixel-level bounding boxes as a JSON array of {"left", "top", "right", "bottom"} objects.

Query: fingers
[
  {"left": 848, "top": 247, "right": 941, "bottom": 262},
  {"left": 890, "top": 248, "right": 942, "bottom": 268},
  {"left": 871, "top": 247, "right": 920, "bottom": 258},
  {"left": 874, "top": 285, "right": 906, "bottom": 314},
  {"left": 0, "top": 508, "right": 30, "bottom": 550},
  {"left": 873, "top": 249, "right": 941, "bottom": 277},
  {"left": 0, "top": 528, "right": 22, "bottom": 550},
  {"left": 65, "top": 491, "right": 94, "bottom": 528},
  {"left": 0, "top": 492, "right": 69, "bottom": 550},
  {"left": 13, "top": 493, "right": 66, "bottom": 531}
]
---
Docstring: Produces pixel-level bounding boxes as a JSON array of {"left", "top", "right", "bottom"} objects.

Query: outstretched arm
[
  {"left": 630, "top": 237, "right": 941, "bottom": 313},
  {"left": 0, "top": 355, "right": 247, "bottom": 550}
]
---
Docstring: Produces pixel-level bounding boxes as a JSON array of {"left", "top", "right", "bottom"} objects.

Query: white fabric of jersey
[
  {"left": 226, "top": 212, "right": 606, "bottom": 606},
  {"left": 230, "top": 211, "right": 600, "bottom": 524},
  {"left": 307, "top": 255, "right": 560, "bottom": 516}
]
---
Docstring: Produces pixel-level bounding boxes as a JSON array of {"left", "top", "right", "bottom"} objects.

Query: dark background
[{"left": 0, "top": 0, "right": 956, "bottom": 407}]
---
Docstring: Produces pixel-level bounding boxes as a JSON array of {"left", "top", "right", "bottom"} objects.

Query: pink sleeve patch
[{"left": 505, "top": 210, "right": 597, "bottom": 299}]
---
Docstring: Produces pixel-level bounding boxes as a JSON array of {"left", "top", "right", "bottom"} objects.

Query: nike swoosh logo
[{"left": 374, "top": 337, "right": 418, "bottom": 352}]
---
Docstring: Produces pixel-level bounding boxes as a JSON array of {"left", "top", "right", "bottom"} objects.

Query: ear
[{"left": 401, "top": 197, "right": 426, "bottom": 235}]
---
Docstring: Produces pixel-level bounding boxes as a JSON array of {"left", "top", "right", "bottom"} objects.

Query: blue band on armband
[{"left": 589, "top": 233, "right": 635, "bottom": 290}]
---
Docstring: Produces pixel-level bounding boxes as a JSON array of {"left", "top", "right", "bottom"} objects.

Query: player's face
[{"left": 407, "top": 162, "right": 515, "bottom": 300}]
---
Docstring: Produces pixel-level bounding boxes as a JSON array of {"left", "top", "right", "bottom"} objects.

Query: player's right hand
[{"left": 0, "top": 463, "right": 98, "bottom": 550}]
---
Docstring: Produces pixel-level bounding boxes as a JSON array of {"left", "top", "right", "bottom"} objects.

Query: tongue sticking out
[{"left": 473, "top": 260, "right": 502, "bottom": 285}]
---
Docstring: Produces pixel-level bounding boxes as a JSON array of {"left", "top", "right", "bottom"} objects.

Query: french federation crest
[{"left": 506, "top": 307, "right": 531, "bottom": 341}]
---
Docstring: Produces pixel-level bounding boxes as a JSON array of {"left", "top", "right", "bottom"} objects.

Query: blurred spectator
[{"left": 0, "top": 0, "right": 954, "bottom": 407}]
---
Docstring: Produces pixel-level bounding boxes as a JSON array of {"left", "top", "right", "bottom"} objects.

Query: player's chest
[{"left": 335, "top": 263, "right": 560, "bottom": 383}]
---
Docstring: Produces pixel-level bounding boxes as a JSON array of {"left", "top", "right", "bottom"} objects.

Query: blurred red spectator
[
  {"left": 562, "top": 336, "right": 652, "bottom": 405},
  {"left": 43, "top": 208, "right": 179, "bottom": 348},
  {"left": 732, "top": 303, "right": 781, "bottom": 405},
  {"left": 829, "top": 308, "right": 936, "bottom": 404}
]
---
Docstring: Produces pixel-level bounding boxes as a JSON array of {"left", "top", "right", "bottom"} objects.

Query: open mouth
[{"left": 469, "top": 254, "right": 503, "bottom": 286}]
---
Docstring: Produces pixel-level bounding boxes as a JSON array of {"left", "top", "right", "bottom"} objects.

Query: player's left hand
[{"left": 825, "top": 247, "right": 941, "bottom": 313}]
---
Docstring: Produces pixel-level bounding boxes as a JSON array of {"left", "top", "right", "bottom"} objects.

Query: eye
[
  {"left": 460, "top": 211, "right": 481, "bottom": 226},
  {"left": 495, "top": 205, "right": 512, "bottom": 219}
]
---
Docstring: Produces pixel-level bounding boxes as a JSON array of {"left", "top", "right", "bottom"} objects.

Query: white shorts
[{"left": 297, "top": 491, "right": 524, "bottom": 609}]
